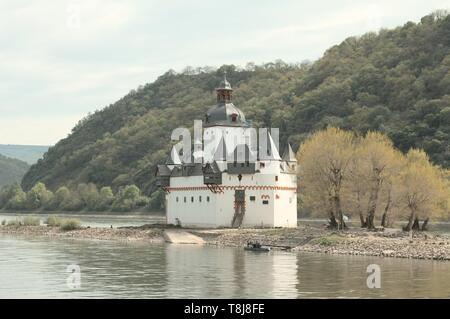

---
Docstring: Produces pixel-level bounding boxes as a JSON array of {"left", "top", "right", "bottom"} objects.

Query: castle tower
[{"left": 157, "top": 76, "right": 298, "bottom": 228}]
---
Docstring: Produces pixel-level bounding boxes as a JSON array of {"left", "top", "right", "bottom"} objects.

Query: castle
[{"left": 156, "top": 75, "right": 297, "bottom": 228}]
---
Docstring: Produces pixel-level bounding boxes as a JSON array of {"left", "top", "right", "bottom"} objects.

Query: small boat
[{"left": 244, "top": 241, "right": 271, "bottom": 252}]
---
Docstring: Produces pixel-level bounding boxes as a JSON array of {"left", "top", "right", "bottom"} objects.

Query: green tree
[
  {"left": 112, "top": 185, "right": 142, "bottom": 212},
  {"left": 26, "top": 182, "right": 53, "bottom": 210},
  {"left": 96, "top": 186, "right": 115, "bottom": 211},
  {"left": 5, "top": 187, "right": 27, "bottom": 210},
  {"left": 77, "top": 183, "right": 99, "bottom": 211},
  {"left": 0, "top": 184, "right": 23, "bottom": 209}
]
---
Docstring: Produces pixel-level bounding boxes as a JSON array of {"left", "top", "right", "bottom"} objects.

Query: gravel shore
[
  {"left": 1, "top": 224, "right": 449, "bottom": 261},
  {"left": 0, "top": 224, "right": 165, "bottom": 243}
]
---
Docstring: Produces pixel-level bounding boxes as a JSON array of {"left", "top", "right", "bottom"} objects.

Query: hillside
[
  {"left": 0, "top": 154, "right": 29, "bottom": 188},
  {"left": 0, "top": 145, "right": 50, "bottom": 164},
  {"left": 22, "top": 12, "right": 450, "bottom": 196}
]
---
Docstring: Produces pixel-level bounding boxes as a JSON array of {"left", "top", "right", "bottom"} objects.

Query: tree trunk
[
  {"left": 356, "top": 192, "right": 366, "bottom": 227},
  {"left": 328, "top": 215, "right": 338, "bottom": 229},
  {"left": 366, "top": 178, "right": 381, "bottom": 230},
  {"left": 327, "top": 202, "right": 338, "bottom": 230},
  {"left": 381, "top": 191, "right": 391, "bottom": 228},
  {"left": 381, "top": 212, "right": 387, "bottom": 228},
  {"left": 359, "top": 212, "right": 367, "bottom": 228},
  {"left": 403, "top": 209, "right": 416, "bottom": 232},
  {"left": 333, "top": 193, "right": 346, "bottom": 231},
  {"left": 421, "top": 218, "right": 429, "bottom": 231},
  {"left": 412, "top": 217, "right": 420, "bottom": 231}
]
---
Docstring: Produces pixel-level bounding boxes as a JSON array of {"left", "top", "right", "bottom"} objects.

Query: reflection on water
[
  {"left": 165, "top": 245, "right": 298, "bottom": 298},
  {"left": 0, "top": 235, "right": 450, "bottom": 298}
]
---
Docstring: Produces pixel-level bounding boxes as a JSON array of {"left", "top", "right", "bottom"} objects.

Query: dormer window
[{"left": 231, "top": 113, "right": 237, "bottom": 122}]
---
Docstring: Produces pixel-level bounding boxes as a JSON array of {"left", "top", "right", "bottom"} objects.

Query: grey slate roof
[
  {"left": 213, "top": 137, "right": 228, "bottom": 161},
  {"left": 204, "top": 103, "right": 248, "bottom": 127},
  {"left": 157, "top": 164, "right": 171, "bottom": 175},
  {"left": 282, "top": 144, "right": 297, "bottom": 162}
]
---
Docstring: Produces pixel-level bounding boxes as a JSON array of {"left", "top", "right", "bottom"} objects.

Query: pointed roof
[
  {"left": 166, "top": 146, "right": 182, "bottom": 165},
  {"left": 156, "top": 164, "right": 171, "bottom": 176},
  {"left": 259, "top": 132, "right": 281, "bottom": 161},
  {"left": 216, "top": 71, "right": 232, "bottom": 91},
  {"left": 232, "top": 143, "right": 257, "bottom": 163},
  {"left": 213, "top": 137, "right": 228, "bottom": 161},
  {"left": 282, "top": 144, "right": 297, "bottom": 162},
  {"left": 204, "top": 161, "right": 222, "bottom": 174}
]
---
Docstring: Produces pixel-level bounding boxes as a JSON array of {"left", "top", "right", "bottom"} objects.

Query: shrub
[
  {"left": 312, "top": 234, "right": 343, "bottom": 246},
  {"left": 60, "top": 219, "right": 81, "bottom": 231},
  {"left": 7, "top": 218, "right": 22, "bottom": 226},
  {"left": 23, "top": 216, "right": 40, "bottom": 226},
  {"left": 46, "top": 216, "right": 62, "bottom": 227},
  {"left": 1, "top": 220, "right": 6, "bottom": 226}
]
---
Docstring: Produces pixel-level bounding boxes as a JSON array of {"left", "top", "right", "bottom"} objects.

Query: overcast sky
[{"left": 0, "top": 0, "right": 448, "bottom": 145}]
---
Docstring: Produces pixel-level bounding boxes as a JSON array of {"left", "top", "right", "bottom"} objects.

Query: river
[{"left": 1, "top": 214, "right": 450, "bottom": 298}]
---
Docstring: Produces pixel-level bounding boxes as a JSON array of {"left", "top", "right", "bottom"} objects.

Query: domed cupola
[{"left": 204, "top": 73, "right": 248, "bottom": 128}]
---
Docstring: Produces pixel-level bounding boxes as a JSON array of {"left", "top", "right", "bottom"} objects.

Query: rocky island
[{"left": 1, "top": 222, "right": 449, "bottom": 261}]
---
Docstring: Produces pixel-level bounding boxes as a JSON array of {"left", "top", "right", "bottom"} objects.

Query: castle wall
[{"left": 166, "top": 169, "right": 297, "bottom": 228}]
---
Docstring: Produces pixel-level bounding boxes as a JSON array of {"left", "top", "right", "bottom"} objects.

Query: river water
[{"left": 0, "top": 214, "right": 449, "bottom": 298}]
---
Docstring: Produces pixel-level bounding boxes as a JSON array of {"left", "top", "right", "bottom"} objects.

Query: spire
[
  {"left": 213, "top": 137, "right": 228, "bottom": 161},
  {"left": 166, "top": 146, "right": 182, "bottom": 165},
  {"left": 216, "top": 71, "right": 233, "bottom": 103},
  {"left": 282, "top": 144, "right": 297, "bottom": 162},
  {"left": 259, "top": 132, "right": 281, "bottom": 161}
]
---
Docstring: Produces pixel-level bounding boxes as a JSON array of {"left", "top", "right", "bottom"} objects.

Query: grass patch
[
  {"left": 46, "top": 216, "right": 62, "bottom": 227},
  {"left": 6, "top": 216, "right": 41, "bottom": 226},
  {"left": 311, "top": 234, "right": 343, "bottom": 246},
  {"left": 59, "top": 219, "right": 81, "bottom": 231},
  {"left": 7, "top": 218, "right": 22, "bottom": 226},
  {"left": 23, "top": 216, "right": 40, "bottom": 226}
]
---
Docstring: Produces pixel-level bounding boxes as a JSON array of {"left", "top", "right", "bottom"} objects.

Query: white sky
[{"left": 0, "top": 0, "right": 448, "bottom": 145}]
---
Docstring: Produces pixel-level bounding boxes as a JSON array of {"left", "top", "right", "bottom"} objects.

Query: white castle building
[{"left": 156, "top": 75, "right": 297, "bottom": 228}]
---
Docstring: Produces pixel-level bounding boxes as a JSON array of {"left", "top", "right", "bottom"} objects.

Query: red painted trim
[{"left": 166, "top": 185, "right": 297, "bottom": 192}]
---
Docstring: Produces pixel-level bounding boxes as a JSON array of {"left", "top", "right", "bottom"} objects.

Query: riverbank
[
  {"left": 0, "top": 224, "right": 165, "bottom": 243},
  {"left": 1, "top": 224, "right": 449, "bottom": 260}
]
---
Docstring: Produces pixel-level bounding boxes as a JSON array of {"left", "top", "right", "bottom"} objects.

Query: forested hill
[
  {"left": 22, "top": 12, "right": 450, "bottom": 195},
  {"left": 0, "top": 154, "right": 29, "bottom": 188}
]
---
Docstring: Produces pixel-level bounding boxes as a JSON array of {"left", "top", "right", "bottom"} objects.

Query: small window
[
  {"left": 246, "top": 161, "right": 249, "bottom": 167},
  {"left": 262, "top": 200, "right": 269, "bottom": 205},
  {"left": 199, "top": 196, "right": 202, "bottom": 202},
  {"left": 275, "top": 176, "right": 279, "bottom": 182},
  {"left": 250, "top": 196, "right": 256, "bottom": 201},
  {"left": 289, "top": 197, "right": 293, "bottom": 204},
  {"left": 191, "top": 196, "right": 194, "bottom": 203},
  {"left": 231, "top": 113, "right": 237, "bottom": 122},
  {"left": 234, "top": 162, "right": 237, "bottom": 167},
  {"left": 260, "top": 162, "right": 265, "bottom": 168},
  {"left": 184, "top": 197, "right": 186, "bottom": 203},
  {"left": 240, "top": 163, "right": 244, "bottom": 167},
  {"left": 207, "top": 196, "right": 210, "bottom": 202},
  {"left": 176, "top": 197, "right": 179, "bottom": 202}
]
